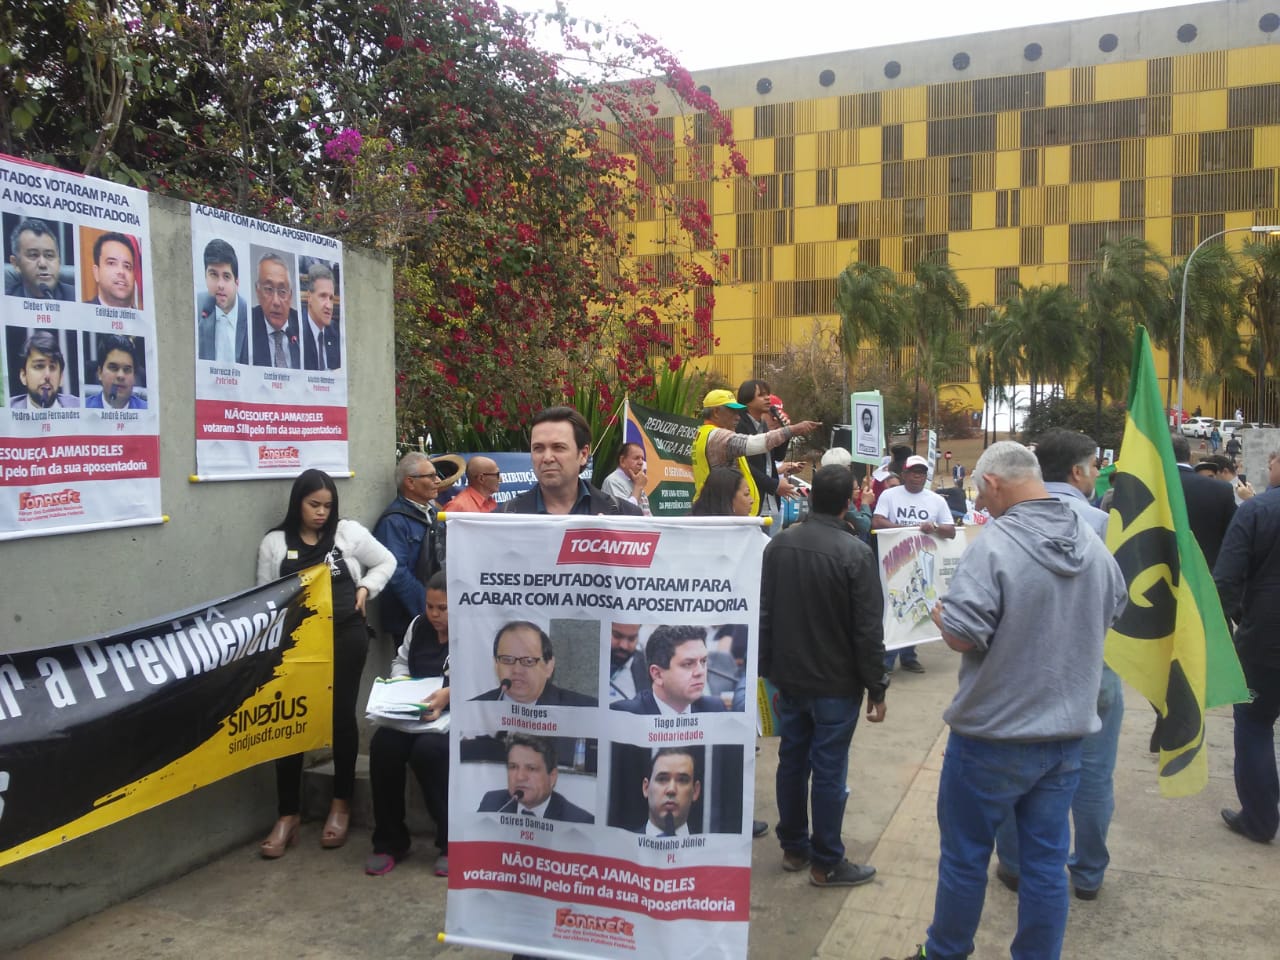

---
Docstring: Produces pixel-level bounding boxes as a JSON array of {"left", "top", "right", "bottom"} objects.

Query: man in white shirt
[
  {"left": 873, "top": 455, "right": 956, "bottom": 673},
  {"left": 640, "top": 748, "right": 702, "bottom": 836},
  {"left": 601, "top": 442, "right": 650, "bottom": 514}
]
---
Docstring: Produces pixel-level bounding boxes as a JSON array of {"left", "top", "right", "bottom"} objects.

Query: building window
[
  {"left": 757, "top": 77, "right": 773, "bottom": 95},
  {"left": 1024, "top": 42, "right": 1043, "bottom": 61},
  {"left": 1099, "top": 33, "right": 1119, "bottom": 52},
  {"left": 885, "top": 60, "right": 902, "bottom": 79},
  {"left": 1177, "top": 23, "right": 1198, "bottom": 43},
  {"left": 819, "top": 69, "right": 836, "bottom": 87},
  {"left": 882, "top": 124, "right": 904, "bottom": 162},
  {"left": 953, "top": 52, "right": 971, "bottom": 71}
]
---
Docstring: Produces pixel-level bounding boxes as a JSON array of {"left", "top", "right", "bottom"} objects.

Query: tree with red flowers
[{"left": 5, "top": 0, "right": 749, "bottom": 450}]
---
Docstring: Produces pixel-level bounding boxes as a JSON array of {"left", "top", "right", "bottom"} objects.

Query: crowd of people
[{"left": 244, "top": 381, "right": 1278, "bottom": 960}]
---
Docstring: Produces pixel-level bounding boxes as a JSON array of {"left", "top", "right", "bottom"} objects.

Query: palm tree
[
  {"left": 985, "top": 283, "right": 1083, "bottom": 423},
  {"left": 1081, "top": 237, "right": 1167, "bottom": 433},
  {"left": 974, "top": 307, "right": 1019, "bottom": 446},
  {"left": 1237, "top": 237, "right": 1280, "bottom": 423},
  {"left": 903, "top": 256, "right": 970, "bottom": 438},
  {"left": 1152, "top": 243, "right": 1243, "bottom": 413}
]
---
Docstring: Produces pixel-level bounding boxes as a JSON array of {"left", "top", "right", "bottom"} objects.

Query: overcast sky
[{"left": 515, "top": 0, "right": 1207, "bottom": 70}]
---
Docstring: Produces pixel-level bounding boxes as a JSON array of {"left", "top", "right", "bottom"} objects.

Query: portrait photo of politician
[
  {"left": 471, "top": 619, "right": 598, "bottom": 706},
  {"left": 607, "top": 743, "right": 745, "bottom": 836},
  {"left": 610, "top": 624, "right": 741, "bottom": 714},
  {"left": 474, "top": 734, "right": 594, "bottom": 823},
  {"left": 300, "top": 258, "right": 341, "bottom": 371},
  {"left": 249, "top": 246, "right": 301, "bottom": 369},
  {"left": 81, "top": 229, "right": 140, "bottom": 309},
  {"left": 83, "top": 332, "right": 147, "bottom": 409},
  {"left": 6, "top": 326, "right": 79, "bottom": 409},
  {"left": 196, "top": 238, "right": 249, "bottom": 364},
  {"left": 4, "top": 215, "right": 76, "bottom": 300}
]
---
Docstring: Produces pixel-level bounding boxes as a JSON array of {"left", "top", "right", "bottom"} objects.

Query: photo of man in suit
[
  {"left": 471, "top": 620, "right": 597, "bottom": 706},
  {"left": 9, "top": 329, "right": 78, "bottom": 408},
  {"left": 611, "top": 624, "right": 727, "bottom": 715},
  {"left": 639, "top": 747, "right": 702, "bottom": 837},
  {"left": 6, "top": 218, "right": 75, "bottom": 300},
  {"left": 197, "top": 239, "right": 249, "bottom": 364},
  {"left": 85, "top": 232, "right": 137, "bottom": 308},
  {"left": 476, "top": 735, "right": 593, "bottom": 823},
  {"left": 250, "top": 250, "right": 301, "bottom": 368},
  {"left": 302, "top": 261, "right": 341, "bottom": 371}
]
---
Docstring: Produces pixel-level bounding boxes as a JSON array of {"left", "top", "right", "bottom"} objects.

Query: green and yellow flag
[{"left": 1105, "top": 326, "right": 1248, "bottom": 797}]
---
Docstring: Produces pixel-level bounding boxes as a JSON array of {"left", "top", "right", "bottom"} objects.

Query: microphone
[
  {"left": 38, "top": 284, "right": 52, "bottom": 299},
  {"left": 499, "top": 788, "right": 524, "bottom": 813},
  {"left": 499, "top": 678, "right": 512, "bottom": 695},
  {"left": 108, "top": 385, "right": 119, "bottom": 405}
]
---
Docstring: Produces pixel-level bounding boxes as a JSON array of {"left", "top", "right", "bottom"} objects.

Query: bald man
[{"left": 448, "top": 456, "right": 500, "bottom": 513}]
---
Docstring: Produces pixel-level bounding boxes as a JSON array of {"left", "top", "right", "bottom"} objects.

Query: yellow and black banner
[{"left": 0, "top": 566, "right": 334, "bottom": 867}]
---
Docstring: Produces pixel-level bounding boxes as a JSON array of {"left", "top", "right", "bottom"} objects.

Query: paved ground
[{"left": 14, "top": 640, "right": 1279, "bottom": 959}]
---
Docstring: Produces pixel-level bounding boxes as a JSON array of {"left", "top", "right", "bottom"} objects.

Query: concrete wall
[{"left": 0, "top": 194, "right": 397, "bottom": 950}]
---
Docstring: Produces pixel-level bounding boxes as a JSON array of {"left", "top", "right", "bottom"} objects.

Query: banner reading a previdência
[
  {"left": 876, "top": 525, "right": 970, "bottom": 651},
  {"left": 443, "top": 513, "right": 761, "bottom": 959},
  {"left": 190, "top": 204, "right": 348, "bottom": 480},
  {"left": 0, "top": 566, "right": 334, "bottom": 868},
  {"left": 622, "top": 399, "right": 698, "bottom": 516},
  {"left": 0, "top": 155, "right": 161, "bottom": 539}
]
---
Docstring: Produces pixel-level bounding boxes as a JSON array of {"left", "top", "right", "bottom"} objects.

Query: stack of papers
[{"left": 365, "top": 676, "right": 449, "bottom": 733}]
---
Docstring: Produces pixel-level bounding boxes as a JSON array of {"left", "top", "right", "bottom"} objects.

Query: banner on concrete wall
[
  {"left": 875, "top": 525, "right": 971, "bottom": 651},
  {"left": 0, "top": 566, "right": 334, "bottom": 868},
  {"left": 190, "top": 204, "right": 349, "bottom": 480},
  {"left": 0, "top": 155, "right": 161, "bottom": 539},
  {"left": 442, "top": 513, "right": 760, "bottom": 959},
  {"left": 621, "top": 400, "right": 698, "bottom": 516}
]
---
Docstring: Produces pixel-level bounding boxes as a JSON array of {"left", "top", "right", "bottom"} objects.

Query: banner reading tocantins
[
  {"left": 0, "top": 566, "right": 334, "bottom": 867},
  {"left": 442, "top": 513, "right": 762, "bottom": 959},
  {"left": 0, "top": 155, "right": 161, "bottom": 539},
  {"left": 189, "top": 204, "right": 348, "bottom": 480}
]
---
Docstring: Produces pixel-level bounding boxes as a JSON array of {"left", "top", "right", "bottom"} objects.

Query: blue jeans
[
  {"left": 1233, "top": 660, "right": 1280, "bottom": 840},
  {"left": 926, "top": 732, "right": 1083, "bottom": 960},
  {"left": 885, "top": 646, "right": 919, "bottom": 668},
  {"left": 995, "top": 666, "right": 1123, "bottom": 891},
  {"left": 774, "top": 691, "right": 861, "bottom": 868}
]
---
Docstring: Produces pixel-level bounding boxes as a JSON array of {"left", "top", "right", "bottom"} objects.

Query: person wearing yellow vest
[{"left": 691, "top": 389, "right": 819, "bottom": 516}]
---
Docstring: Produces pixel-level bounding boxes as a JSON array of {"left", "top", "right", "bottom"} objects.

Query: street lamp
[{"left": 1178, "top": 224, "right": 1280, "bottom": 420}]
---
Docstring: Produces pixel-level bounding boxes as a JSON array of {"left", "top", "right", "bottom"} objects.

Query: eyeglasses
[
  {"left": 479, "top": 471, "right": 501, "bottom": 478},
  {"left": 411, "top": 473, "right": 439, "bottom": 481},
  {"left": 495, "top": 655, "right": 544, "bottom": 667},
  {"left": 256, "top": 283, "right": 291, "bottom": 300}
]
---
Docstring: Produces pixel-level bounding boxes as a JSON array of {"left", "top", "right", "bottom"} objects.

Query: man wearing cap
[
  {"left": 692, "top": 388, "right": 818, "bottom": 514},
  {"left": 872, "top": 454, "right": 956, "bottom": 674}
]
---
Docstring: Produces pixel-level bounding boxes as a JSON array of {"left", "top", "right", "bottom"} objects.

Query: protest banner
[
  {"left": 621, "top": 399, "right": 698, "bottom": 516},
  {"left": 442, "top": 513, "right": 761, "bottom": 959},
  {"left": 0, "top": 155, "right": 161, "bottom": 539},
  {"left": 851, "top": 391, "right": 884, "bottom": 465},
  {"left": 0, "top": 566, "right": 333, "bottom": 867},
  {"left": 875, "top": 526, "right": 970, "bottom": 651},
  {"left": 190, "top": 205, "right": 348, "bottom": 480}
]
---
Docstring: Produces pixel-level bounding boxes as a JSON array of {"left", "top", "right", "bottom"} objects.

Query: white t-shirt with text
[{"left": 874, "top": 485, "right": 952, "bottom": 527}]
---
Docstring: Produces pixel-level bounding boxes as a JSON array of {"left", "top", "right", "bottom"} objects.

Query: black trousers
[
  {"left": 275, "top": 615, "right": 368, "bottom": 815},
  {"left": 369, "top": 726, "right": 450, "bottom": 854}
]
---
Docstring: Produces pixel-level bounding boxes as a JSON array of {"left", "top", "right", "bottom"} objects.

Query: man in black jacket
[
  {"left": 1214, "top": 446, "right": 1280, "bottom": 844},
  {"left": 501, "top": 406, "right": 642, "bottom": 517},
  {"left": 761, "top": 464, "right": 887, "bottom": 888}
]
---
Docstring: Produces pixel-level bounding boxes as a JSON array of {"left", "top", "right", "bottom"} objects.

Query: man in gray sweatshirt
[{"left": 885, "top": 441, "right": 1126, "bottom": 960}]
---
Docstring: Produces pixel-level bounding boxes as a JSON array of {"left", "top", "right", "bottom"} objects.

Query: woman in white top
[{"left": 255, "top": 469, "right": 396, "bottom": 858}]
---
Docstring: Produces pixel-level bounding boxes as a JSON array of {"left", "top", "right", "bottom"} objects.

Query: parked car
[
  {"left": 1180, "top": 416, "right": 1215, "bottom": 438},
  {"left": 1217, "top": 419, "right": 1243, "bottom": 440}
]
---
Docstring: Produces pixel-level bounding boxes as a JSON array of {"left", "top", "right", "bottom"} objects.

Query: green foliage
[
  {"left": 5, "top": 0, "right": 749, "bottom": 453},
  {"left": 1020, "top": 396, "right": 1127, "bottom": 452}
]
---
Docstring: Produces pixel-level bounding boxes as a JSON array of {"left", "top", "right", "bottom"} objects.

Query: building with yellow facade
[{"left": 636, "top": 0, "right": 1280, "bottom": 419}]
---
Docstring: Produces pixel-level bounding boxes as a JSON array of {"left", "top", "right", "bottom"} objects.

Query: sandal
[
  {"left": 321, "top": 801, "right": 350, "bottom": 849},
  {"left": 260, "top": 815, "right": 300, "bottom": 859}
]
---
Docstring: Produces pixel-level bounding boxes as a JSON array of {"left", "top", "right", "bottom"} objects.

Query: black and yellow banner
[
  {"left": 1105, "top": 327, "right": 1248, "bottom": 797},
  {"left": 0, "top": 566, "right": 334, "bottom": 866}
]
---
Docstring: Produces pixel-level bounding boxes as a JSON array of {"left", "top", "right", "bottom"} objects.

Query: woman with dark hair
[
  {"left": 690, "top": 466, "right": 754, "bottom": 518},
  {"left": 255, "top": 469, "right": 396, "bottom": 858},
  {"left": 365, "top": 568, "right": 451, "bottom": 877}
]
